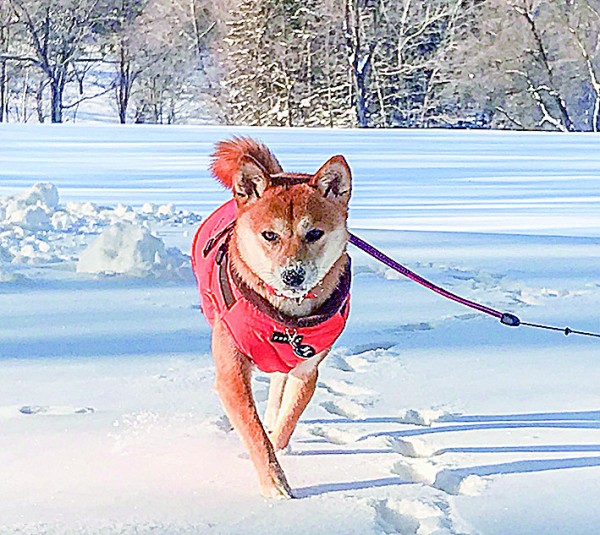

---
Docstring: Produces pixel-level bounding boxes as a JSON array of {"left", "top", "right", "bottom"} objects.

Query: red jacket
[{"left": 191, "top": 199, "right": 350, "bottom": 373}]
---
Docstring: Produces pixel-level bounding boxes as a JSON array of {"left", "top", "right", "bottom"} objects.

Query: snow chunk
[
  {"left": 0, "top": 244, "right": 12, "bottom": 263},
  {"left": 51, "top": 210, "right": 80, "bottom": 231},
  {"left": 391, "top": 459, "right": 438, "bottom": 485},
  {"left": 309, "top": 426, "right": 360, "bottom": 445},
  {"left": 141, "top": 202, "right": 157, "bottom": 215},
  {"left": 5, "top": 205, "right": 51, "bottom": 231},
  {"left": 0, "top": 245, "right": 19, "bottom": 282},
  {"left": 77, "top": 222, "right": 187, "bottom": 278},
  {"left": 65, "top": 200, "right": 100, "bottom": 218},
  {"left": 396, "top": 409, "right": 447, "bottom": 427},
  {"left": 386, "top": 436, "right": 436, "bottom": 458},
  {"left": 13, "top": 182, "right": 59, "bottom": 210},
  {"left": 157, "top": 203, "right": 175, "bottom": 217},
  {"left": 433, "top": 469, "right": 487, "bottom": 496},
  {"left": 1, "top": 182, "right": 58, "bottom": 230}
]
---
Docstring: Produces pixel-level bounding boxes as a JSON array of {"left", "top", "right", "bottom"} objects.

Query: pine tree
[{"left": 221, "top": 0, "right": 353, "bottom": 127}]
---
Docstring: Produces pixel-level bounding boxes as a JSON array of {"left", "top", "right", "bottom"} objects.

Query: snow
[
  {"left": 77, "top": 222, "right": 188, "bottom": 278},
  {"left": 1, "top": 125, "right": 600, "bottom": 534}
]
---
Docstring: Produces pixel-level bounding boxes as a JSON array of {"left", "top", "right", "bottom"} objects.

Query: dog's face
[{"left": 233, "top": 156, "right": 351, "bottom": 298}]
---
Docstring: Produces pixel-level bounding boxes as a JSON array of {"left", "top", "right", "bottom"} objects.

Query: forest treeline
[{"left": 1, "top": 0, "right": 599, "bottom": 130}]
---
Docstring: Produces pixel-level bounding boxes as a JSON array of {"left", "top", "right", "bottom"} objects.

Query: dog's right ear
[
  {"left": 233, "top": 155, "right": 270, "bottom": 204},
  {"left": 310, "top": 155, "right": 351, "bottom": 204}
]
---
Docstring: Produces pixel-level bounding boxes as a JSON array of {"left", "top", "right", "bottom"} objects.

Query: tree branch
[{"left": 62, "top": 84, "right": 115, "bottom": 109}]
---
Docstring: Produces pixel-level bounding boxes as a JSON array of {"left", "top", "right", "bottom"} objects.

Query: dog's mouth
[
  {"left": 276, "top": 263, "right": 320, "bottom": 299},
  {"left": 281, "top": 286, "right": 310, "bottom": 299}
]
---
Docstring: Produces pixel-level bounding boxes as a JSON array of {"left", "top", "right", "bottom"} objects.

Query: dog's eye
[
  {"left": 261, "top": 230, "right": 279, "bottom": 242},
  {"left": 305, "top": 229, "right": 324, "bottom": 243}
]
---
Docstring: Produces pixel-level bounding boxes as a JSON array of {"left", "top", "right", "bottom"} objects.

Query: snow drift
[{"left": 0, "top": 182, "right": 198, "bottom": 279}]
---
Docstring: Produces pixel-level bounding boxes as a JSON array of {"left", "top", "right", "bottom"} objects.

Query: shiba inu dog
[{"left": 191, "top": 137, "right": 352, "bottom": 498}]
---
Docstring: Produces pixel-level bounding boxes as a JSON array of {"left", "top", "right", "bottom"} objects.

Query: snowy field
[{"left": 1, "top": 125, "right": 599, "bottom": 534}]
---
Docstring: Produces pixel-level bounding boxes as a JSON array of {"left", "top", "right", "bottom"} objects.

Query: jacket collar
[{"left": 225, "top": 251, "right": 350, "bottom": 329}]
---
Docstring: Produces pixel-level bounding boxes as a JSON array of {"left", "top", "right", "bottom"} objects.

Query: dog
[{"left": 191, "top": 137, "right": 352, "bottom": 498}]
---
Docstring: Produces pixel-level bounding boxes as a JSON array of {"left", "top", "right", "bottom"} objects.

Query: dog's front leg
[
  {"left": 270, "top": 350, "right": 329, "bottom": 451},
  {"left": 263, "top": 372, "right": 287, "bottom": 433},
  {"left": 212, "top": 320, "right": 293, "bottom": 499}
]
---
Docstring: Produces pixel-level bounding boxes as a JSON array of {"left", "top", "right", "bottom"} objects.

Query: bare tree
[
  {"left": 445, "top": 0, "right": 600, "bottom": 131},
  {"left": 343, "top": 0, "right": 373, "bottom": 127},
  {"left": 7, "top": 0, "right": 113, "bottom": 123}
]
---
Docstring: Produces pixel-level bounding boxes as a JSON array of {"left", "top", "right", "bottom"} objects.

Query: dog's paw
[
  {"left": 260, "top": 464, "right": 294, "bottom": 500},
  {"left": 260, "top": 481, "right": 294, "bottom": 500},
  {"left": 260, "top": 477, "right": 294, "bottom": 499}
]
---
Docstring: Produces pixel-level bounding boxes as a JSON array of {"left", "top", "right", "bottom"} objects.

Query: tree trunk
[
  {"left": 353, "top": 65, "right": 369, "bottom": 127},
  {"left": 36, "top": 80, "right": 45, "bottom": 123},
  {"left": 0, "top": 59, "right": 6, "bottom": 122},
  {"left": 345, "top": 0, "right": 370, "bottom": 127},
  {"left": 50, "top": 81, "right": 63, "bottom": 123},
  {"left": 117, "top": 43, "right": 129, "bottom": 124}
]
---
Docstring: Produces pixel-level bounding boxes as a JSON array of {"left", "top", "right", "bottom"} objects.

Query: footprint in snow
[
  {"left": 386, "top": 436, "right": 437, "bottom": 458},
  {"left": 213, "top": 414, "right": 234, "bottom": 433},
  {"left": 433, "top": 469, "right": 487, "bottom": 496},
  {"left": 372, "top": 497, "right": 455, "bottom": 535},
  {"left": 391, "top": 459, "right": 486, "bottom": 497},
  {"left": 328, "top": 354, "right": 357, "bottom": 372},
  {"left": 320, "top": 398, "right": 366, "bottom": 419},
  {"left": 319, "top": 379, "right": 377, "bottom": 398},
  {"left": 343, "top": 354, "right": 372, "bottom": 372},
  {"left": 397, "top": 322, "right": 435, "bottom": 333},
  {"left": 19, "top": 405, "right": 95, "bottom": 415},
  {"left": 327, "top": 351, "right": 378, "bottom": 373},
  {"left": 396, "top": 408, "right": 450, "bottom": 427},
  {"left": 391, "top": 459, "right": 439, "bottom": 486},
  {"left": 351, "top": 341, "right": 395, "bottom": 354},
  {"left": 308, "top": 426, "right": 360, "bottom": 445}
]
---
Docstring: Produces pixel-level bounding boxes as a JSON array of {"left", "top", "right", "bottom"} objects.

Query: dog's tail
[{"left": 210, "top": 137, "right": 283, "bottom": 189}]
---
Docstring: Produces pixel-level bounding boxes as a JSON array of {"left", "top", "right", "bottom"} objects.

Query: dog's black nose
[{"left": 281, "top": 266, "right": 306, "bottom": 288}]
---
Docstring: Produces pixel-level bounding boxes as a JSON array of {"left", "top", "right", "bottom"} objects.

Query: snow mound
[
  {"left": 77, "top": 222, "right": 187, "bottom": 278},
  {"left": 9, "top": 182, "right": 59, "bottom": 210},
  {"left": 2, "top": 182, "right": 58, "bottom": 231},
  {"left": 1, "top": 183, "right": 200, "bottom": 279}
]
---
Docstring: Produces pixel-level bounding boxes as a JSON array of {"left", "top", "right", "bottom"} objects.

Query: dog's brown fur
[{"left": 209, "top": 138, "right": 352, "bottom": 498}]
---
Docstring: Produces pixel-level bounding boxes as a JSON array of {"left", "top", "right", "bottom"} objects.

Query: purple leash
[{"left": 349, "top": 233, "right": 600, "bottom": 339}]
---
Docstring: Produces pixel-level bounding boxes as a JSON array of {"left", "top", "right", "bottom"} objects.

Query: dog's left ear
[
  {"left": 233, "top": 155, "right": 270, "bottom": 204},
  {"left": 310, "top": 155, "right": 352, "bottom": 203}
]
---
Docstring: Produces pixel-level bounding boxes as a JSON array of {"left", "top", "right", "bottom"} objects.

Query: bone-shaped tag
[{"left": 271, "top": 330, "right": 316, "bottom": 359}]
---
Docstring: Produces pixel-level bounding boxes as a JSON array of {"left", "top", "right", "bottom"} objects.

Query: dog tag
[
  {"left": 271, "top": 330, "right": 316, "bottom": 359},
  {"left": 293, "top": 343, "right": 316, "bottom": 359}
]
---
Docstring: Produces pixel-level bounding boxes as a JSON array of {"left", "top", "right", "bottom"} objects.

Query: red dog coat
[{"left": 191, "top": 199, "right": 350, "bottom": 373}]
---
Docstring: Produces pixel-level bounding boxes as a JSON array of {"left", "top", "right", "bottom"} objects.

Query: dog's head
[{"left": 212, "top": 139, "right": 351, "bottom": 298}]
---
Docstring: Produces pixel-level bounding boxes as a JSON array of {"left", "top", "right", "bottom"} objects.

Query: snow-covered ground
[{"left": 1, "top": 125, "right": 599, "bottom": 534}]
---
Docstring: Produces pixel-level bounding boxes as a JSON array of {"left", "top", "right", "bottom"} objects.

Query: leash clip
[{"left": 500, "top": 313, "right": 521, "bottom": 327}]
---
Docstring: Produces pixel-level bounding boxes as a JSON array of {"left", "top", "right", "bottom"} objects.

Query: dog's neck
[{"left": 228, "top": 237, "right": 348, "bottom": 318}]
